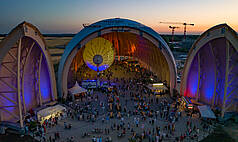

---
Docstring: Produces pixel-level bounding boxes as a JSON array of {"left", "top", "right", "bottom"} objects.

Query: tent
[
  {"left": 37, "top": 105, "right": 66, "bottom": 123},
  {"left": 198, "top": 105, "right": 216, "bottom": 119},
  {"left": 147, "top": 83, "right": 168, "bottom": 95},
  {"left": 68, "top": 81, "right": 87, "bottom": 95}
]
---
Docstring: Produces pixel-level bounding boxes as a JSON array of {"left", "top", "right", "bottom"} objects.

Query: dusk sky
[{"left": 0, "top": 0, "right": 237, "bottom": 34}]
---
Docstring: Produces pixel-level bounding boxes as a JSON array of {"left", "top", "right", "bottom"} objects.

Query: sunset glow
[{"left": 0, "top": 0, "right": 237, "bottom": 34}]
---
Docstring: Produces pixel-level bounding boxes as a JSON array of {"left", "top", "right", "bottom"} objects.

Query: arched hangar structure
[
  {"left": 58, "top": 18, "right": 177, "bottom": 99},
  {"left": 0, "top": 22, "right": 57, "bottom": 127},
  {"left": 181, "top": 24, "right": 238, "bottom": 117}
]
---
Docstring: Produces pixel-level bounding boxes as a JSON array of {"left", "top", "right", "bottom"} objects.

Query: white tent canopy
[
  {"left": 147, "top": 85, "right": 168, "bottom": 91},
  {"left": 147, "top": 83, "right": 168, "bottom": 91},
  {"left": 37, "top": 105, "right": 66, "bottom": 123},
  {"left": 198, "top": 105, "right": 216, "bottom": 119},
  {"left": 68, "top": 81, "right": 87, "bottom": 95}
]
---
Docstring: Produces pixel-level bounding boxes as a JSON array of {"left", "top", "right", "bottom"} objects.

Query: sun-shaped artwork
[{"left": 83, "top": 37, "right": 114, "bottom": 71}]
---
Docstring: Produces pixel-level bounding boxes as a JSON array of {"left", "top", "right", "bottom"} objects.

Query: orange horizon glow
[
  {"left": 151, "top": 24, "right": 238, "bottom": 35},
  {"left": 40, "top": 22, "right": 238, "bottom": 35},
  {"left": 1, "top": 0, "right": 238, "bottom": 34},
  {"left": 50, "top": 18, "right": 238, "bottom": 35}
]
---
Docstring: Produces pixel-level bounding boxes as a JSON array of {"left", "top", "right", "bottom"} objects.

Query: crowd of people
[
  {"left": 24, "top": 63, "right": 215, "bottom": 142},
  {"left": 54, "top": 80, "right": 208, "bottom": 141}
]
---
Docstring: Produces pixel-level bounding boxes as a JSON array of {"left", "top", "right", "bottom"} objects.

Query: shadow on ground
[
  {"left": 0, "top": 134, "right": 39, "bottom": 142},
  {"left": 201, "top": 125, "right": 236, "bottom": 142}
]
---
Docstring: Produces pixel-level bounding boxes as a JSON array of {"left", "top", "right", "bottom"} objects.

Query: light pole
[{"left": 93, "top": 55, "right": 103, "bottom": 88}]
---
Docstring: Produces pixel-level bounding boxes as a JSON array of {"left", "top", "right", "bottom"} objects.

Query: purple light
[{"left": 86, "top": 61, "right": 109, "bottom": 72}]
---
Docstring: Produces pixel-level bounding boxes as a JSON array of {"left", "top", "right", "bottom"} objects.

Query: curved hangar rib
[
  {"left": 0, "top": 22, "right": 57, "bottom": 127},
  {"left": 181, "top": 24, "right": 238, "bottom": 117}
]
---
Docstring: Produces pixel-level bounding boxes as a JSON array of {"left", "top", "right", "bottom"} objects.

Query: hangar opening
[{"left": 58, "top": 18, "right": 177, "bottom": 99}]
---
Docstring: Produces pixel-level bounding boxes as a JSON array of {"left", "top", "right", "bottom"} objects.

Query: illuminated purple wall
[
  {"left": 23, "top": 38, "right": 52, "bottom": 110},
  {"left": 24, "top": 44, "right": 39, "bottom": 109},
  {"left": 40, "top": 56, "right": 52, "bottom": 102},
  {"left": 185, "top": 54, "right": 198, "bottom": 99},
  {"left": 185, "top": 37, "right": 238, "bottom": 109},
  {"left": 0, "top": 36, "right": 53, "bottom": 122}
]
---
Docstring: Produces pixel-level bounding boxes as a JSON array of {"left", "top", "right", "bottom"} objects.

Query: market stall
[
  {"left": 147, "top": 83, "right": 168, "bottom": 95},
  {"left": 198, "top": 105, "right": 216, "bottom": 119},
  {"left": 37, "top": 105, "right": 66, "bottom": 124},
  {"left": 68, "top": 81, "right": 87, "bottom": 100}
]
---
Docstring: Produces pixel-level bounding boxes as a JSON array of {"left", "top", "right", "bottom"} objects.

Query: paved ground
[
  {"left": 46, "top": 114, "right": 203, "bottom": 142},
  {"left": 223, "top": 122, "right": 238, "bottom": 141},
  {"left": 43, "top": 92, "right": 209, "bottom": 142},
  {"left": 201, "top": 124, "right": 236, "bottom": 142},
  {"left": 0, "top": 134, "right": 38, "bottom": 142}
]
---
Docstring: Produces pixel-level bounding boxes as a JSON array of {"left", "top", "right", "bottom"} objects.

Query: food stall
[
  {"left": 147, "top": 83, "right": 168, "bottom": 95},
  {"left": 37, "top": 105, "right": 66, "bottom": 124}
]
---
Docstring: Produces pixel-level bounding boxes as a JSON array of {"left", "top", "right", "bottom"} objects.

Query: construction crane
[
  {"left": 160, "top": 22, "right": 194, "bottom": 40},
  {"left": 169, "top": 26, "right": 179, "bottom": 44}
]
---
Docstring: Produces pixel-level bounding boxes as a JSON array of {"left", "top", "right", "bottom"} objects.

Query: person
[
  {"left": 70, "top": 136, "right": 74, "bottom": 142},
  {"left": 121, "top": 117, "right": 124, "bottom": 122},
  {"left": 43, "top": 125, "right": 46, "bottom": 134},
  {"left": 92, "top": 136, "right": 96, "bottom": 142},
  {"left": 64, "top": 122, "right": 67, "bottom": 129},
  {"left": 127, "top": 122, "right": 130, "bottom": 130},
  {"left": 54, "top": 132, "right": 57, "bottom": 140},
  {"left": 156, "top": 134, "right": 159, "bottom": 142},
  {"left": 131, "top": 128, "right": 134, "bottom": 133},
  {"left": 49, "top": 136, "right": 52, "bottom": 142},
  {"left": 180, "top": 134, "right": 184, "bottom": 141},
  {"left": 141, "top": 131, "right": 145, "bottom": 140},
  {"left": 42, "top": 134, "right": 46, "bottom": 142},
  {"left": 99, "top": 136, "right": 102, "bottom": 142},
  {"left": 109, "top": 136, "right": 112, "bottom": 141},
  {"left": 141, "top": 123, "right": 144, "bottom": 130},
  {"left": 105, "top": 128, "right": 107, "bottom": 134},
  {"left": 25, "top": 125, "right": 29, "bottom": 134},
  {"left": 196, "top": 128, "right": 200, "bottom": 135},
  {"left": 96, "top": 136, "right": 99, "bottom": 142},
  {"left": 123, "top": 128, "right": 126, "bottom": 134}
]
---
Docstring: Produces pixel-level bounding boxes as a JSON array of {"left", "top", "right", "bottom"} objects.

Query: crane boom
[
  {"left": 160, "top": 21, "right": 195, "bottom": 40},
  {"left": 160, "top": 21, "right": 194, "bottom": 25}
]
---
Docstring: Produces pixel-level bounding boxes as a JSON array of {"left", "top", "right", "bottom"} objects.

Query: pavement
[{"left": 41, "top": 91, "right": 211, "bottom": 142}]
